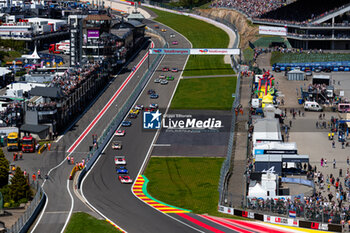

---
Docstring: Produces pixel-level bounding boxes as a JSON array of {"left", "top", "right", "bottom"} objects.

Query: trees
[
  {"left": 9, "top": 167, "right": 32, "bottom": 203},
  {"left": 0, "top": 148, "right": 9, "bottom": 188}
]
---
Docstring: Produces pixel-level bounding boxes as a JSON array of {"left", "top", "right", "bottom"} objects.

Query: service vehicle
[
  {"left": 22, "top": 135, "right": 35, "bottom": 153},
  {"left": 119, "top": 175, "right": 132, "bottom": 184},
  {"left": 115, "top": 130, "right": 125, "bottom": 136},
  {"left": 114, "top": 156, "right": 126, "bottom": 165},
  {"left": 121, "top": 121, "right": 132, "bottom": 127},
  {"left": 116, "top": 166, "right": 128, "bottom": 174},
  {"left": 304, "top": 101, "right": 323, "bottom": 111},
  {"left": 112, "top": 141, "right": 122, "bottom": 149},
  {"left": 150, "top": 93, "right": 159, "bottom": 99},
  {"left": 49, "top": 41, "right": 70, "bottom": 54},
  {"left": 7, "top": 132, "right": 19, "bottom": 151}
]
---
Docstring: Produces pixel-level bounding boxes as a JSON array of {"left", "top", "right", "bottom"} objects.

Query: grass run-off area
[
  {"left": 65, "top": 212, "right": 121, "bottom": 233},
  {"left": 171, "top": 76, "right": 236, "bottom": 110},
  {"left": 150, "top": 8, "right": 234, "bottom": 76},
  {"left": 145, "top": 157, "right": 224, "bottom": 215},
  {"left": 270, "top": 51, "right": 350, "bottom": 65}
]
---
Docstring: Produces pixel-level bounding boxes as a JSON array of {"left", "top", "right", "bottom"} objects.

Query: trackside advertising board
[
  {"left": 259, "top": 26, "right": 287, "bottom": 36},
  {"left": 149, "top": 48, "right": 240, "bottom": 55}
]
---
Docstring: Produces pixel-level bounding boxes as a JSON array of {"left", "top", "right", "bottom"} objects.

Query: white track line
[
  {"left": 60, "top": 180, "right": 74, "bottom": 233},
  {"left": 80, "top": 41, "right": 166, "bottom": 232},
  {"left": 129, "top": 18, "right": 203, "bottom": 233},
  {"left": 31, "top": 41, "right": 153, "bottom": 233}
]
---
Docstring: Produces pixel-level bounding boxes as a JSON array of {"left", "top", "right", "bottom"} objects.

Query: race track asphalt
[
  {"left": 31, "top": 37, "right": 161, "bottom": 233},
  {"left": 81, "top": 21, "right": 215, "bottom": 233}
]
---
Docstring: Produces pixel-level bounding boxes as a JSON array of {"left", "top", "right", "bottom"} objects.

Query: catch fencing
[{"left": 9, "top": 182, "right": 45, "bottom": 233}]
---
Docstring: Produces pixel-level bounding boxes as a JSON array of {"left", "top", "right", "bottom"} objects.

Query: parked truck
[
  {"left": 7, "top": 132, "right": 19, "bottom": 151},
  {"left": 49, "top": 41, "right": 70, "bottom": 54},
  {"left": 22, "top": 135, "right": 35, "bottom": 153}
]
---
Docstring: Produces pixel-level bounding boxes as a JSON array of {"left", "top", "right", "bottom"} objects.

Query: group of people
[
  {"left": 0, "top": 102, "right": 23, "bottom": 127},
  {"left": 210, "top": 0, "right": 285, "bottom": 18},
  {"left": 49, "top": 62, "right": 101, "bottom": 96}
]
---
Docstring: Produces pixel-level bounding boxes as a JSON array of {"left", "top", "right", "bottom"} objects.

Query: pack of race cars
[{"left": 113, "top": 103, "right": 160, "bottom": 184}]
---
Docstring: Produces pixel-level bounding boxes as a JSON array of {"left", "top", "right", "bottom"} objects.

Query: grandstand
[{"left": 259, "top": 0, "right": 349, "bottom": 23}]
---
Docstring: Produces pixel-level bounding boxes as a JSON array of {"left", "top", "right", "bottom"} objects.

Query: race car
[
  {"left": 119, "top": 175, "right": 133, "bottom": 184},
  {"left": 128, "top": 113, "right": 137, "bottom": 119},
  {"left": 166, "top": 76, "right": 174, "bottom": 81},
  {"left": 149, "top": 103, "right": 158, "bottom": 109},
  {"left": 121, "top": 121, "right": 132, "bottom": 127},
  {"left": 150, "top": 93, "right": 159, "bottom": 99},
  {"left": 115, "top": 156, "right": 126, "bottom": 165},
  {"left": 129, "top": 108, "right": 140, "bottom": 114},
  {"left": 134, "top": 105, "right": 144, "bottom": 110},
  {"left": 154, "top": 24, "right": 159, "bottom": 29},
  {"left": 171, "top": 68, "right": 178, "bottom": 72},
  {"left": 116, "top": 166, "right": 128, "bottom": 174},
  {"left": 112, "top": 141, "right": 122, "bottom": 150},
  {"left": 154, "top": 78, "right": 161, "bottom": 83},
  {"left": 160, "top": 80, "right": 168, "bottom": 85},
  {"left": 115, "top": 130, "right": 125, "bottom": 136},
  {"left": 148, "top": 89, "right": 155, "bottom": 95},
  {"left": 161, "top": 28, "right": 167, "bottom": 32},
  {"left": 144, "top": 108, "right": 157, "bottom": 112},
  {"left": 159, "top": 74, "right": 166, "bottom": 79},
  {"left": 170, "top": 34, "right": 175, "bottom": 38},
  {"left": 172, "top": 41, "right": 178, "bottom": 45},
  {"left": 162, "top": 67, "right": 169, "bottom": 72}
]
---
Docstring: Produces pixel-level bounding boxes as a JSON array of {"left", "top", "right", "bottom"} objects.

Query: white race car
[
  {"left": 149, "top": 103, "right": 158, "bottom": 109},
  {"left": 119, "top": 175, "right": 133, "bottom": 184},
  {"left": 115, "top": 156, "right": 126, "bottom": 165},
  {"left": 115, "top": 130, "right": 125, "bottom": 136},
  {"left": 134, "top": 105, "right": 144, "bottom": 110},
  {"left": 112, "top": 141, "right": 122, "bottom": 150}
]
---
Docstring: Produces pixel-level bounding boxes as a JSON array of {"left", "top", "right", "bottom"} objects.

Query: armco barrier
[
  {"left": 77, "top": 32, "right": 167, "bottom": 189},
  {"left": 218, "top": 205, "right": 342, "bottom": 232},
  {"left": 18, "top": 193, "right": 46, "bottom": 233}
]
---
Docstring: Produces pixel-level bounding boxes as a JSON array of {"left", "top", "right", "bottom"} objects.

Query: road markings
[
  {"left": 132, "top": 175, "right": 190, "bottom": 213},
  {"left": 152, "top": 144, "right": 171, "bottom": 147},
  {"left": 60, "top": 180, "right": 74, "bottom": 233}
]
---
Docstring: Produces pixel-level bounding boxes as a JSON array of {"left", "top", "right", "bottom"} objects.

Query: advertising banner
[
  {"left": 149, "top": 48, "right": 240, "bottom": 55},
  {"left": 259, "top": 26, "right": 287, "bottom": 36},
  {"left": 264, "top": 215, "right": 299, "bottom": 227},
  {"left": 87, "top": 30, "right": 100, "bottom": 38}
]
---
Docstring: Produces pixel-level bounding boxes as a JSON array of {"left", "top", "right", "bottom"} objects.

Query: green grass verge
[
  {"left": 243, "top": 47, "right": 254, "bottom": 62},
  {"left": 65, "top": 212, "right": 122, "bottom": 233},
  {"left": 150, "top": 8, "right": 234, "bottom": 76},
  {"left": 270, "top": 51, "right": 350, "bottom": 65},
  {"left": 171, "top": 76, "right": 236, "bottom": 110},
  {"left": 145, "top": 157, "right": 224, "bottom": 215}
]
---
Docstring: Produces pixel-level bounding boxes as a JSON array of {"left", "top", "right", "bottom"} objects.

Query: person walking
[
  {"left": 333, "top": 159, "right": 336, "bottom": 169},
  {"left": 321, "top": 158, "right": 324, "bottom": 167},
  {"left": 325, "top": 158, "right": 328, "bottom": 167},
  {"left": 67, "top": 155, "right": 70, "bottom": 164},
  {"left": 342, "top": 141, "right": 345, "bottom": 149},
  {"left": 347, "top": 157, "right": 349, "bottom": 166},
  {"left": 32, "top": 173, "right": 36, "bottom": 182},
  {"left": 289, "top": 120, "right": 292, "bottom": 128},
  {"left": 37, "top": 169, "right": 41, "bottom": 179},
  {"left": 332, "top": 140, "right": 335, "bottom": 148},
  {"left": 316, "top": 121, "right": 319, "bottom": 128}
]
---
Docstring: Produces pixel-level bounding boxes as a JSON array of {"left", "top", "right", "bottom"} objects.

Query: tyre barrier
[
  {"left": 218, "top": 205, "right": 342, "bottom": 232},
  {"left": 69, "top": 165, "right": 82, "bottom": 180},
  {"left": 37, "top": 144, "right": 47, "bottom": 154}
]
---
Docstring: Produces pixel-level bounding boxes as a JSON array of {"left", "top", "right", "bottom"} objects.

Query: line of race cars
[{"left": 111, "top": 66, "right": 177, "bottom": 183}]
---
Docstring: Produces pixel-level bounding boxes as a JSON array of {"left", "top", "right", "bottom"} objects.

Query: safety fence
[
  {"left": 218, "top": 205, "right": 342, "bottom": 232},
  {"left": 8, "top": 182, "right": 45, "bottom": 233},
  {"left": 77, "top": 29, "right": 167, "bottom": 188}
]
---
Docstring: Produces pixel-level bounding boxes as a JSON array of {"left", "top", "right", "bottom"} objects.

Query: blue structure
[{"left": 272, "top": 61, "right": 350, "bottom": 72}]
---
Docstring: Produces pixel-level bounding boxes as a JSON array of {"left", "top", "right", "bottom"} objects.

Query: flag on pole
[{"left": 289, "top": 210, "right": 296, "bottom": 218}]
